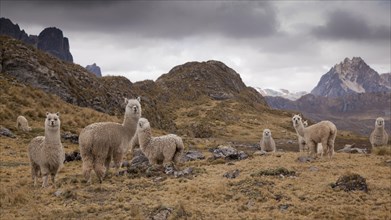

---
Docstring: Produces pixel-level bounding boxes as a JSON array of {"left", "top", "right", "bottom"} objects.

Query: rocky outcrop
[
  {"left": 86, "top": 63, "right": 102, "bottom": 77},
  {"left": 0, "top": 17, "right": 73, "bottom": 62},
  {"left": 37, "top": 27, "right": 73, "bottom": 62},
  {"left": 311, "top": 57, "right": 389, "bottom": 98}
]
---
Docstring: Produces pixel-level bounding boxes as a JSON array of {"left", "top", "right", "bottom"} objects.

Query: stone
[
  {"left": 0, "top": 127, "right": 16, "bottom": 138},
  {"left": 253, "top": 150, "right": 267, "bottom": 156},
  {"left": 61, "top": 131, "right": 79, "bottom": 144},
  {"left": 297, "top": 156, "right": 314, "bottom": 163},
  {"left": 331, "top": 173, "right": 368, "bottom": 192},
  {"left": 181, "top": 150, "right": 205, "bottom": 162},
  {"left": 86, "top": 63, "right": 102, "bottom": 77},
  {"left": 38, "top": 27, "right": 73, "bottom": 62},
  {"left": 223, "top": 169, "right": 240, "bottom": 179},
  {"left": 64, "top": 151, "right": 81, "bottom": 163},
  {"left": 174, "top": 167, "right": 193, "bottom": 178},
  {"left": 149, "top": 207, "right": 172, "bottom": 220},
  {"left": 209, "top": 145, "right": 248, "bottom": 161},
  {"left": 54, "top": 190, "right": 63, "bottom": 197},
  {"left": 337, "top": 144, "right": 367, "bottom": 154}
]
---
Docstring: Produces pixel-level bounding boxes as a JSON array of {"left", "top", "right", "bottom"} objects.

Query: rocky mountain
[
  {"left": 0, "top": 17, "right": 73, "bottom": 62},
  {"left": 311, "top": 57, "right": 390, "bottom": 97},
  {"left": 0, "top": 36, "right": 273, "bottom": 135},
  {"left": 86, "top": 63, "right": 102, "bottom": 77},
  {"left": 256, "top": 87, "right": 307, "bottom": 101}
]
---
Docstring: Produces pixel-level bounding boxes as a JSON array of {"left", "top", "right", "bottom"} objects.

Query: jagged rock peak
[
  {"left": 311, "top": 57, "right": 389, "bottom": 97},
  {"left": 86, "top": 63, "right": 102, "bottom": 77},
  {"left": 38, "top": 27, "right": 73, "bottom": 62},
  {"left": 0, "top": 17, "right": 37, "bottom": 45}
]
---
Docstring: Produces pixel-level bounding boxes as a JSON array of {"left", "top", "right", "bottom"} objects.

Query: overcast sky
[{"left": 1, "top": 0, "right": 390, "bottom": 92}]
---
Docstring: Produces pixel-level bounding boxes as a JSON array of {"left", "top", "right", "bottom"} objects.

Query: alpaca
[
  {"left": 297, "top": 120, "right": 323, "bottom": 157},
  {"left": 79, "top": 97, "right": 141, "bottom": 183},
  {"left": 136, "top": 118, "right": 184, "bottom": 167},
  {"left": 370, "top": 117, "right": 389, "bottom": 147},
  {"left": 28, "top": 112, "right": 64, "bottom": 187},
  {"left": 16, "top": 115, "right": 32, "bottom": 132},
  {"left": 292, "top": 114, "right": 337, "bottom": 158},
  {"left": 260, "top": 129, "right": 276, "bottom": 152}
]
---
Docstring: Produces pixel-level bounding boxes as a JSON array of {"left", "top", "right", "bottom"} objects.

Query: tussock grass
[{"left": 372, "top": 146, "right": 391, "bottom": 156}]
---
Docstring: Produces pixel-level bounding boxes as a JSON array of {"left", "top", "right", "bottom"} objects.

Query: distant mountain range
[
  {"left": 255, "top": 88, "right": 307, "bottom": 101},
  {"left": 0, "top": 17, "right": 73, "bottom": 62},
  {"left": 266, "top": 57, "right": 391, "bottom": 135}
]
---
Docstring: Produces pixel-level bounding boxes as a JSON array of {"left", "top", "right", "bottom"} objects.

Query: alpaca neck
[
  {"left": 138, "top": 128, "right": 152, "bottom": 151},
  {"left": 374, "top": 126, "right": 384, "bottom": 134},
  {"left": 295, "top": 122, "right": 305, "bottom": 137},
  {"left": 45, "top": 129, "right": 61, "bottom": 144}
]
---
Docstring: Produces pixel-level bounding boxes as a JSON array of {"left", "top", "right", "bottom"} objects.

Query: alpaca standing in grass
[
  {"left": 297, "top": 120, "right": 323, "bottom": 157},
  {"left": 79, "top": 97, "right": 141, "bottom": 183},
  {"left": 292, "top": 114, "right": 336, "bottom": 158},
  {"left": 28, "top": 112, "right": 64, "bottom": 187},
  {"left": 370, "top": 117, "right": 389, "bottom": 147},
  {"left": 16, "top": 115, "right": 32, "bottom": 132},
  {"left": 260, "top": 129, "right": 276, "bottom": 152},
  {"left": 136, "top": 118, "right": 184, "bottom": 166}
]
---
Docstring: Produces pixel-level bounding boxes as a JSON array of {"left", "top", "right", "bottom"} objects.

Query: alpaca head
[
  {"left": 292, "top": 114, "right": 302, "bottom": 127},
  {"left": 137, "top": 118, "right": 150, "bottom": 132},
  {"left": 125, "top": 97, "right": 142, "bottom": 118},
  {"left": 375, "top": 117, "right": 385, "bottom": 128},
  {"left": 263, "top": 129, "right": 272, "bottom": 138},
  {"left": 303, "top": 120, "right": 308, "bottom": 127},
  {"left": 45, "top": 112, "right": 60, "bottom": 131}
]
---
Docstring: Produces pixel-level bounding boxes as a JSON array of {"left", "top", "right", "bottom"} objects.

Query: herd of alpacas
[{"left": 19, "top": 97, "right": 389, "bottom": 187}]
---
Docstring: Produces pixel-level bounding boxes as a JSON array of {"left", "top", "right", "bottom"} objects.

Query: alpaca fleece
[
  {"left": 79, "top": 97, "right": 141, "bottom": 183},
  {"left": 28, "top": 112, "right": 64, "bottom": 187},
  {"left": 370, "top": 117, "right": 389, "bottom": 147},
  {"left": 137, "top": 118, "right": 184, "bottom": 166}
]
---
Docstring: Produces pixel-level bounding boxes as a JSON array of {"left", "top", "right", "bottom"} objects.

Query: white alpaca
[
  {"left": 136, "top": 118, "right": 184, "bottom": 166},
  {"left": 16, "top": 115, "right": 32, "bottom": 132},
  {"left": 297, "top": 120, "right": 323, "bottom": 157},
  {"left": 260, "top": 129, "right": 276, "bottom": 152},
  {"left": 370, "top": 117, "right": 389, "bottom": 147},
  {"left": 28, "top": 112, "right": 64, "bottom": 187},
  {"left": 79, "top": 97, "right": 141, "bottom": 183},
  {"left": 292, "top": 114, "right": 336, "bottom": 158}
]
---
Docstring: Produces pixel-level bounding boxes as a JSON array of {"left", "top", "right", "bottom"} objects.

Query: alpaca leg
[
  {"left": 163, "top": 149, "right": 176, "bottom": 167},
  {"left": 307, "top": 141, "right": 316, "bottom": 158},
  {"left": 31, "top": 163, "right": 39, "bottom": 187},
  {"left": 112, "top": 151, "right": 123, "bottom": 175},
  {"left": 40, "top": 166, "right": 50, "bottom": 187},
  {"left": 327, "top": 139, "right": 335, "bottom": 159},
  {"left": 93, "top": 156, "right": 106, "bottom": 183},
  {"left": 82, "top": 157, "right": 94, "bottom": 184},
  {"left": 104, "top": 149, "right": 113, "bottom": 176},
  {"left": 51, "top": 173, "right": 56, "bottom": 188}
]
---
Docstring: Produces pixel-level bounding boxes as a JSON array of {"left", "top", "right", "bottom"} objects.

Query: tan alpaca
[
  {"left": 297, "top": 120, "right": 323, "bottom": 157},
  {"left": 292, "top": 114, "right": 336, "bottom": 158},
  {"left": 260, "top": 129, "right": 276, "bottom": 152},
  {"left": 136, "top": 118, "right": 184, "bottom": 166},
  {"left": 16, "top": 115, "right": 32, "bottom": 132},
  {"left": 370, "top": 117, "right": 389, "bottom": 147},
  {"left": 28, "top": 112, "right": 64, "bottom": 187},
  {"left": 79, "top": 97, "right": 141, "bottom": 184}
]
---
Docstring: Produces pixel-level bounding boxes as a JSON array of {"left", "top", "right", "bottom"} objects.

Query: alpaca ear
[
  {"left": 139, "top": 122, "right": 142, "bottom": 127},
  {"left": 56, "top": 112, "right": 60, "bottom": 117},
  {"left": 46, "top": 112, "right": 49, "bottom": 116},
  {"left": 124, "top": 98, "right": 128, "bottom": 104},
  {"left": 137, "top": 96, "right": 141, "bottom": 102}
]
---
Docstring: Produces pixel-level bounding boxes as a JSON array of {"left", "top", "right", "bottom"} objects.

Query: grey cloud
[
  {"left": 312, "top": 10, "right": 390, "bottom": 41},
  {"left": 1, "top": 1, "right": 279, "bottom": 39}
]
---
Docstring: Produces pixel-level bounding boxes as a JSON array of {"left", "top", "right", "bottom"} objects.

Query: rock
[
  {"left": 86, "top": 63, "right": 102, "bottom": 77},
  {"left": 130, "top": 149, "right": 150, "bottom": 169},
  {"left": 181, "top": 150, "right": 205, "bottom": 162},
  {"left": 164, "top": 164, "right": 175, "bottom": 175},
  {"left": 0, "top": 127, "right": 16, "bottom": 138},
  {"left": 174, "top": 167, "right": 193, "bottom": 178},
  {"left": 149, "top": 207, "right": 173, "bottom": 220},
  {"left": 54, "top": 190, "right": 62, "bottom": 197},
  {"left": 308, "top": 166, "right": 319, "bottom": 172},
  {"left": 297, "top": 156, "right": 314, "bottom": 163},
  {"left": 38, "top": 27, "right": 73, "bottom": 62},
  {"left": 223, "top": 169, "right": 240, "bottom": 179},
  {"left": 64, "top": 151, "right": 81, "bottom": 163},
  {"left": 61, "top": 131, "right": 79, "bottom": 144},
  {"left": 251, "top": 167, "right": 296, "bottom": 177},
  {"left": 0, "top": 18, "right": 36, "bottom": 45},
  {"left": 253, "top": 150, "right": 267, "bottom": 156},
  {"left": 337, "top": 144, "right": 367, "bottom": 154},
  {"left": 121, "top": 161, "right": 130, "bottom": 168},
  {"left": 209, "top": 145, "right": 248, "bottom": 161},
  {"left": 331, "top": 173, "right": 368, "bottom": 192},
  {"left": 278, "top": 204, "right": 290, "bottom": 211},
  {"left": 287, "top": 140, "right": 294, "bottom": 144}
]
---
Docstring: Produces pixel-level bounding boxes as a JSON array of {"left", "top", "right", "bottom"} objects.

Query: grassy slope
[{"left": 1, "top": 74, "right": 390, "bottom": 219}]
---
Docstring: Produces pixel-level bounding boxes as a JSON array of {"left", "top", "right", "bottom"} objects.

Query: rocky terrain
[
  {"left": 256, "top": 87, "right": 307, "bottom": 101},
  {"left": 0, "top": 17, "right": 73, "bottom": 62},
  {"left": 311, "top": 57, "right": 390, "bottom": 97},
  {"left": 267, "top": 57, "right": 391, "bottom": 136},
  {"left": 85, "top": 63, "right": 102, "bottom": 77}
]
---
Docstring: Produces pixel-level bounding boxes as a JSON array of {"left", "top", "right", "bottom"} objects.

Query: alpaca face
[
  {"left": 375, "top": 117, "right": 385, "bottom": 127},
  {"left": 137, "top": 118, "right": 150, "bottom": 131},
  {"left": 263, "top": 129, "right": 272, "bottom": 137},
  {"left": 45, "top": 112, "right": 60, "bottom": 130},
  {"left": 125, "top": 98, "right": 142, "bottom": 117},
  {"left": 303, "top": 120, "right": 308, "bottom": 127},
  {"left": 292, "top": 115, "right": 302, "bottom": 127}
]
